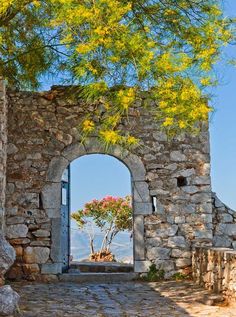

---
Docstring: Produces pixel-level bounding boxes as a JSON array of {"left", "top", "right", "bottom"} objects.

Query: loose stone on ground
[
  {"left": 0, "top": 285, "right": 19, "bottom": 316},
  {"left": 12, "top": 281, "right": 236, "bottom": 317}
]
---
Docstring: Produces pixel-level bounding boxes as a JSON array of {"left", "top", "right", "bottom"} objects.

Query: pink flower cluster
[{"left": 82, "top": 196, "right": 131, "bottom": 215}]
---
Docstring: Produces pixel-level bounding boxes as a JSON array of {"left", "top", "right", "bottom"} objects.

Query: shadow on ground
[{"left": 11, "top": 280, "right": 236, "bottom": 317}]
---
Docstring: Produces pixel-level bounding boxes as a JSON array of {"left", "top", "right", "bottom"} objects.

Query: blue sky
[
  {"left": 210, "top": 1, "right": 236, "bottom": 209},
  {"left": 68, "top": 1, "right": 236, "bottom": 211},
  {"left": 71, "top": 155, "right": 130, "bottom": 211}
]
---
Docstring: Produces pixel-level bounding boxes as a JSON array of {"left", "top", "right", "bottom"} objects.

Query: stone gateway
[{"left": 0, "top": 79, "right": 235, "bottom": 282}]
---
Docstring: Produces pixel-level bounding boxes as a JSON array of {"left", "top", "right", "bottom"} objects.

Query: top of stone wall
[
  {"left": 195, "top": 246, "right": 236, "bottom": 253},
  {"left": 212, "top": 192, "right": 235, "bottom": 213}
]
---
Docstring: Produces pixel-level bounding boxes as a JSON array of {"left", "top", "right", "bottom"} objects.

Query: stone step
[
  {"left": 69, "top": 261, "right": 133, "bottom": 273},
  {"left": 59, "top": 272, "right": 138, "bottom": 283}
]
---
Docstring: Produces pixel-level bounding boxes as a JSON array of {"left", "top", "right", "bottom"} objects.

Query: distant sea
[{"left": 70, "top": 222, "right": 133, "bottom": 263}]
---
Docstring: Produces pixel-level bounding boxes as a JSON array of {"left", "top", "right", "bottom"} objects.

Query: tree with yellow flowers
[{"left": 0, "top": 0, "right": 235, "bottom": 144}]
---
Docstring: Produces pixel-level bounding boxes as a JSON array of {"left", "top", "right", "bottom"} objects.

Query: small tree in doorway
[{"left": 71, "top": 196, "right": 132, "bottom": 262}]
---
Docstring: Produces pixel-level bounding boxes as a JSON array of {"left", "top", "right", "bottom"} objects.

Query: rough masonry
[
  {"left": 0, "top": 79, "right": 235, "bottom": 282},
  {"left": 193, "top": 247, "right": 236, "bottom": 301},
  {"left": 0, "top": 79, "right": 19, "bottom": 315},
  {"left": 0, "top": 78, "right": 7, "bottom": 231}
]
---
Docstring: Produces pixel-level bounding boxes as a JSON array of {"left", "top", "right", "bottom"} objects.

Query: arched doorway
[
  {"left": 69, "top": 154, "right": 132, "bottom": 270},
  {"left": 43, "top": 138, "right": 152, "bottom": 274}
]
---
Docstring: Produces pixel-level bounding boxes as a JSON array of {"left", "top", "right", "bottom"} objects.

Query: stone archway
[
  {"left": 41, "top": 138, "right": 152, "bottom": 274},
  {"left": 5, "top": 85, "right": 215, "bottom": 279}
]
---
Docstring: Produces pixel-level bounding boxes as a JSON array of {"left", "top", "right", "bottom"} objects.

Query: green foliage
[
  {"left": 171, "top": 272, "right": 189, "bottom": 281},
  {"left": 0, "top": 0, "right": 235, "bottom": 141},
  {"left": 142, "top": 264, "right": 165, "bottom": 282}
]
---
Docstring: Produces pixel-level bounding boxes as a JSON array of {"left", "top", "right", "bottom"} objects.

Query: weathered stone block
[
  {"left": 154, "top": 224, "right": 178, "bottom": 238},
  {"left": 132, "top": 181, "right": 150, "bottom": 203},
  {"left": 134, "top": 260, "right": 152, "bottom": 273},
  {"left": 219, "top": 213, "right": 233, "bottom": 223},
  {"left": 32, "top": 229, "right": 50, "bottom": 238},
  {"left": 7, "top": 143, "right": 18, "bottom": 155},
  {"left": 41, "top": 263, "right": 62, "bottom": 274},
  {"left": 195, "top": 230, "right": 212, "bottom": 240},
  {"left": 6, "top": 224, "right": 28, "bottom": 239},
  {"left": 147, "top": 247, "right": 171, "bottom": 260},
  {"left": 170, "top": 151, "right": 186, "bottom": 162},
  {"left": 224, "top": 224, "right": 236, "bottom": 238},
  {"left": 172, "top": 168, "right": 195, "bottom": 178},
  {"left": 6, "top": 216, "right": 25, "bottom": 225},
  {"left": 192, "top": 176, "right": 210, "bottom": 185},
  {"left": 154, "top": 260, "right": 175, "bottom": 272},
  {"left": 213, "top": 236, "right": 232, "bottom": 248},
  {"left": 167, "top": 236, "right": 189, "bottom": 249},
  {"left": 41, "top": 183, "right": 61, "bottom": 210},
  {"left": 23, "top": 247, "right": 50, "bottom": 264},
  {"left": 83, "top": 137, "right": 105, "bottom": 154},
  {"left": 174, "top": 216, "right": 185, "bottom": 224},
  {"left": 146, "top": 237, "right": 162, "bottom": 247},
  {"left": 124, "top": 154, "right": 146, "bottom": 181},
  {"left": 133, "top": 202, "right": 152, "bottom": 215},
  {"left": 46, "top": 156, "right": 69, "bottom": 182},
  {"left": 22, "top": 263, "right": 40, "bottom": 275},
  {"left": 214, "top": 196, "right": 225, "bottom": 208},
  {"left": 176, "top": 258, "right": 192, "bottom": 268},
  {"left": 171, "top": 249, "right": 191, "bottom": 258},
  {"left": 191, "top": 193, "right": 211, "bottom": 204},
  {"left": 19, "top": 193, "right": 39, "bottom": 208},
  {"left": 182, "top": 186, "right": 199, "bottom": 194}
]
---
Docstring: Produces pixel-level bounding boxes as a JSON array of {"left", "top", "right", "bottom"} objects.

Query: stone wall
[
  {"left": 0, "top": 79, "right": 16, "bottom": 288},
  {"left": 0, "top": 78, "right": 7, "bottom": 232},
  {"left": 193, "top": 247, "right": 236, "bottom": 301},
  {"left": 5, "top": 85, "right": 213, "bottom": 280},
  {"left": 212, "top": 193, "right": 236, "bottom": 249}
]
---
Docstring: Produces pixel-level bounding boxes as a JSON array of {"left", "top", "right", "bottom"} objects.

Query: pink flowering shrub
[{"left": 71, "top": 196, "right": 132, "bottom": 260}]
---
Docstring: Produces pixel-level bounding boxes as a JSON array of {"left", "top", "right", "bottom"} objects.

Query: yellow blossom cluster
[
  {"left": 99, "top": 130, "right": 120, "bottom": 145},
  {"left": 0, "top": 0, "right": 235, "bottom": 146},
  {"left": 156, "top": 76, "right": 211, "bottom": 134},
  {"left": 82, "top": 119, "right": 95, "bottom": 133},
  {"left": 117, "top": 88, "right": 136, "bottom": 111},
  {"left": 0, "top": 0, "right": 14, "bottom": 16}
]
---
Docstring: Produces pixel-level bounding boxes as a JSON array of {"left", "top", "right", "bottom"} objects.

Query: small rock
[
  {"left": 0, "top": 234, "right": 16, "bottom": 277},
  {"left": 0, "top": 285, "right": 20, "bottom": 316}
]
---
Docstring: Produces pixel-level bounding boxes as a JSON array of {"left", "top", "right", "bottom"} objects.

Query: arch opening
[
  {"left": 42, "top": 139, "right": 152, "bottom": 274},
  {"left": 69, "top": 154, "right": 133, "bottom": 270}
]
